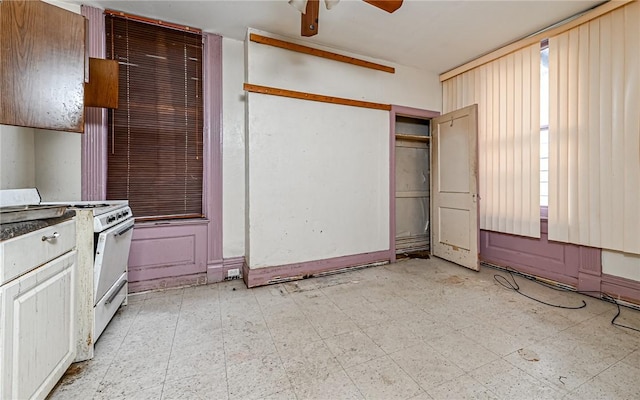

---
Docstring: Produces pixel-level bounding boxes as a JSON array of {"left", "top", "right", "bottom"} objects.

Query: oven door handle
[
  {"left": 105, "top": 279, "right": 128, "bottom": 305},
  {"left": 115, "top": 223, "right": 134, "bottom": 237}
]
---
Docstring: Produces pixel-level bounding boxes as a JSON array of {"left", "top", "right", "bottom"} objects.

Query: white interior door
[{"left": 431, "top": 105, "right": 479, "bottom": 270}]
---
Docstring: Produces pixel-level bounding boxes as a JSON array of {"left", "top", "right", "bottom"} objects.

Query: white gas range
[{"left": 43, "top": 200, "right": 134, "bottom": 361}]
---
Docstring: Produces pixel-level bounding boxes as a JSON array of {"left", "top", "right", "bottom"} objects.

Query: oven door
[{"left": 93, "top": 218, "right": 134, "bottom": 304}]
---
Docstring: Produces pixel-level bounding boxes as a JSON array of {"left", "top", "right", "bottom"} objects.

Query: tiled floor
[{"left": 50, "top": 258, "right": 640, "bottom": 400}]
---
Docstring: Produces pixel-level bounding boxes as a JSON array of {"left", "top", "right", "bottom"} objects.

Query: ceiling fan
[{"left": 289, "top": 0, "right": 403, "bottom": 37}]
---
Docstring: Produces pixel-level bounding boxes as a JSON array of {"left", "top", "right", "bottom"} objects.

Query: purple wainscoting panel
[
  {"left": 203, "top": 33, "right": 224, "bottom": 280},
  {"left": 577, "top": 246, "right": 603, "bottom": 294},
  {"left": 244, "top": 250, "right": 390, "bottom": 288},
  {"left": 81, "top": 5, "right": 108, "bottom": 201},
  {"left": 388, "top": 105, "right": 440, "bottom": 262},
  {"left": 127, "top": 222, "right": 208, "bottom": 292},
  {"left": 480, "top": 222, "right": 640, "bottom": 304},
  {"left": 601, "top": 274, "right": 640, "bottom": 305},
  {"left": 481, "top": 220, "right": 582, "bottom": 287}
]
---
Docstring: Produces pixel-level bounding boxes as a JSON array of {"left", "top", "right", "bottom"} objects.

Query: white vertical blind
[
  {"left": 443, "top": 44, "right": 541, "bottom": 238},
  {"left": 548, "top": 1, "right": 640, "bottom": 254}
]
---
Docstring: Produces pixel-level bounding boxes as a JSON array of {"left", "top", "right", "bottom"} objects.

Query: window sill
[
  {"left": 540, "top": 206, "right": 548, "bottom": 221},
  {"left": 134, "top": 218, "right": 210, "bottom": 228}
]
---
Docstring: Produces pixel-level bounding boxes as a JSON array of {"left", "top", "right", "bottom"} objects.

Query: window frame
[{"left": 105, "top": 13, "right": 205, "bottom": 221}]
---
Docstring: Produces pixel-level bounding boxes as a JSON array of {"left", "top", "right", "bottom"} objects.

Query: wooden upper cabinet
[
  {"left": 0, "top": 0, "right": 86, "bottom": 133},
  {"left": 85, "top": 58, "right": 119, "bottom": 109}
]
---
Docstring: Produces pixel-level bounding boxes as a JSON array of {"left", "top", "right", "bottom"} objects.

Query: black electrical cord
[
  {"left": 492, "top": 267, "right": 640, "bottom": 333},
  {"left": 598, "top": 292, "right": 640, "bottom": 333},
  {"left": 494, "top": 271, "right": 586, "bottom": 309}
]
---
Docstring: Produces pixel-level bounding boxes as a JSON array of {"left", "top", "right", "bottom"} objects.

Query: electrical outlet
[{"left": 227, "top": 268, "right": 240, "bottom": 279}]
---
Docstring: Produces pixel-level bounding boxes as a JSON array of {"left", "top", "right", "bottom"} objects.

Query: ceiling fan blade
[
  {"left": 301, "top": 0, "right": 320, "bottom": 36},
  {"left": 362, "top": 0, "right": 403, "bottom": 13}
]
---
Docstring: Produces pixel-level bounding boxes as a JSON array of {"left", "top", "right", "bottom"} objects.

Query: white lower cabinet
[{"left": 0, "top": 250, "right": 77, "bottom": 400}]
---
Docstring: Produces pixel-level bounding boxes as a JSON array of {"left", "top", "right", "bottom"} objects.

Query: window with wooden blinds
[{"left": 105, "top": 14, "right": 203, "bottom": 220}]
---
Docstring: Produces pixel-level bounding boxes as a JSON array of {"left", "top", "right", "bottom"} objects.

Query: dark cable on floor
[
  {"left": 494, "top": 271, "right": 586, "bottom": 309},
  {"left": 599, "top": 293, "right": 640, "bottom": 333},
  {"left": 491, "top": 266, "right": 640, "bottom": 333}
]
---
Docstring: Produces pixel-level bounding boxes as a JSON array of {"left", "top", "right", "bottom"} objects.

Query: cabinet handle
[{"left": 41, "top": 232, "right": 60, "bottom": 241}]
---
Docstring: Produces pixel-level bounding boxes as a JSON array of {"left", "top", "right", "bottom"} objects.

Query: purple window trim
[
  {"left": 388, "top": 105, "right": 440, "bottom": 262},
  {"left": 203, "top": 33, "right": 224, "bottom": 279},
  {"left": 81, "top": 6, "right": 224, "bottom": 287},
  {"left": 81, "top": 6, "right": 108, "bottom": 201}
]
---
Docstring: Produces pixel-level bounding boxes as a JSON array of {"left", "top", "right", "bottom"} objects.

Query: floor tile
[
  {"left": 162, "top": 372, "right": 229, "bottom": 400},
  {"left": 48, "top": 259, "right": 640, "bottom": 400},
  {"left": 103, "top": 384, "right": 164, "bottom": 400},
  {"left": 48, "top": 360, "right": 111, "bottom": 400},
  {"left": 389, "top": 343, "right": 465, "bottom": 390},
  {"left": 457, "top": 320, "right": 535, "bottom": 357},
  {"left": 502, "top": 340, "right": 607, "bottom": 392},
  {"left": 291, "top": 369, "right": 364, "bottom": 400},
  {"left": 257, "top": 387, "right": 297, "bottom": 400},
  {"left": 266, "top": 314, "right": 322, "bottom": 351},
  {"left": 94, "top": 353, "right": 169, "bottom": 399},
  {"left": 306, "top": 310, "right": 360, "bottom": 339},
  {"left": 565, "top": 359, "right": 640, "bottom": 400},
  {"left": 363, "top": 319, "right": 424, "bottom": 354},
  {"left": 469, "top": 359, "right": 562, "bottom": 399},
  {"left": 428, "top": 330, "right": 500, "bottom": 372},
  {"left": 324, "top": 330, "right": 386, "bottom": 368},
  {"left": 426, "top": 373, "right": 499, "bottom": 400},
  {"left": 346, "top": 355, "right": 423, "bottom": 400},
  {"left": 279, "top": 339, "right": 342, "bottom": 383},
  {"left": 166, "top": 343, "right": 226, "bottom": 382},
  {"left": 226, "top": 353, "right": 290, "bottom": 400}
]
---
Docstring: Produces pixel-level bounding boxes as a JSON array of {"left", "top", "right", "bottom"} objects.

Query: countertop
[{"left": 0, "top": 210, "right": 76, "bottom": 241}]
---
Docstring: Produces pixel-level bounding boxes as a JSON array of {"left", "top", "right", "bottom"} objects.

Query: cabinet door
[
  {"left": 0, "top": 250, "right": 77, "bottom": 400},
  {"left": 0, "top": 0, "right": 85, "bottom": 132}
]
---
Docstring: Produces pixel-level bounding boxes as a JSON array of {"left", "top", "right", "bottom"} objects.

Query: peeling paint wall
[{"left": 245, "top": 29, "right": 441, "bottom": 269}]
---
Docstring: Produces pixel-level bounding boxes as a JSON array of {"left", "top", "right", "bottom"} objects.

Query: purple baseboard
[
  {"left": 601, "top": 274, "right": 640, "bottom": 305},
  {"left": 129, "top": 257, "right": 246, "bottom": 293},
  {"left": 207, "top": 256, "right": 246, "bottom": 283},
  {"left": 243, "top": 250, "right": 391, "bottom": 288}
]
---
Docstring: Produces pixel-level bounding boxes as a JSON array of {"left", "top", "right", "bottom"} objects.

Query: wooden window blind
[{"left": 105, "top": 13, "right": 203, "bottom": 220}]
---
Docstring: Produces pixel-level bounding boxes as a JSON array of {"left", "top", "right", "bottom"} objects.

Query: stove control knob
[{"left": 107, "top": 216, "right": 115, "bottom": 223}]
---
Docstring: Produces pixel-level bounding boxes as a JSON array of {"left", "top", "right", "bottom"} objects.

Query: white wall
[
  {"left": 245, "top": 29, "right": 441, "bottom": 268},
  {"left": 0, "top": 125, "right": 35, "bottom": 190},
  {"left": 248, "top": 94, "right": 389, "bottom": 267},
  {"left": 34, "top": 129, "right": 82, "bottom": 201},
  {"left": 247, "top": 31, "right": 441, "bottom": 111},
  {"left": 602, "top": 250, "right": 640, "bottom": 282},
  {"left": 222, "top": 37, "right": 246, "bottom": 258}
]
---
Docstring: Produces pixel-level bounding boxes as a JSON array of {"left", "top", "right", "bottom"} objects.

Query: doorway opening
[
  {"left": 395, "top": 116, "right": 431, "bottom": 257},
  {"left": 389, "top": 106, "right": 440, "bottom": 262}
]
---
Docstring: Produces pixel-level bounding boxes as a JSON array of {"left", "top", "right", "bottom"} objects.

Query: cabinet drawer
[{"left": 0, "top": 219, "right": 76, "bottom": 285}]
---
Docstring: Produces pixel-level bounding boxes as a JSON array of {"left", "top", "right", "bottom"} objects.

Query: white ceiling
[{"left": 81, "top": 0, "right": 604, "bottom": 74}]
